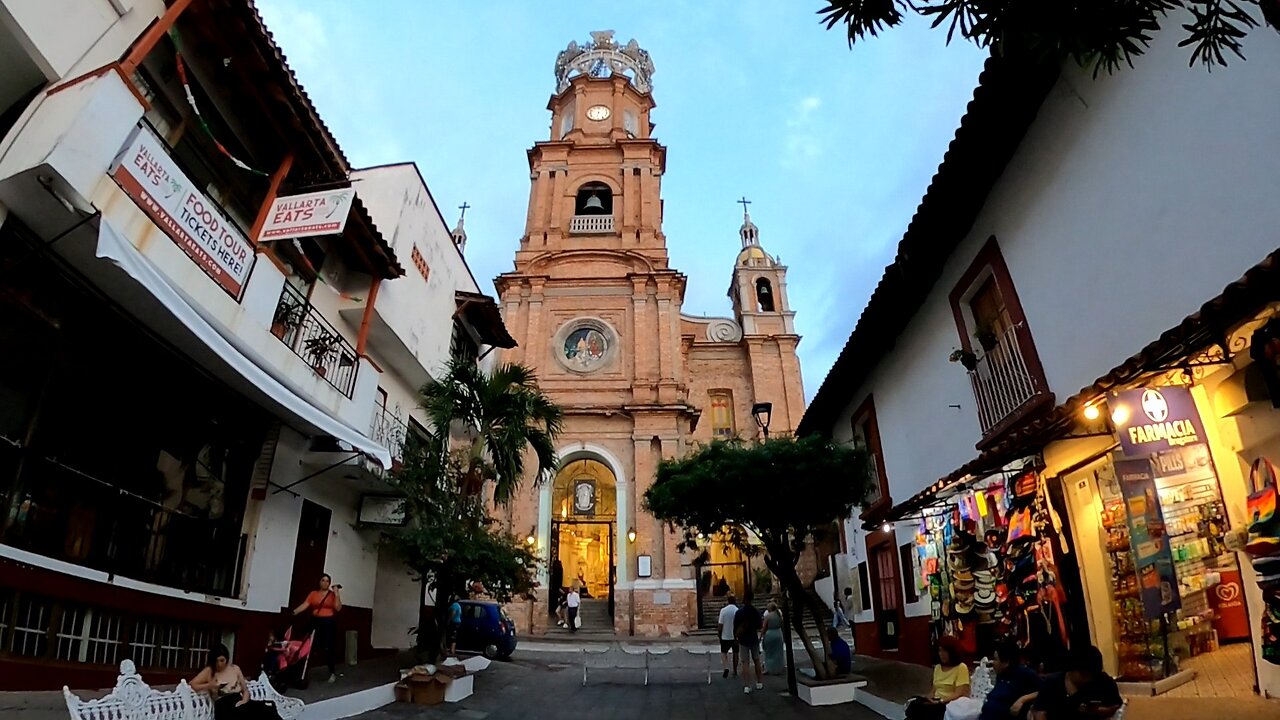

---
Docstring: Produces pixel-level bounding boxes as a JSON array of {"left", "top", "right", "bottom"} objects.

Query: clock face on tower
[{"left": 586, "top": 104, "right": 611, "bottom": 121}]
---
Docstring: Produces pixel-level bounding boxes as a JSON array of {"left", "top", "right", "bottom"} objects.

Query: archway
[{"left": 549, "top": 457, "right": 618, "bottom": 620}]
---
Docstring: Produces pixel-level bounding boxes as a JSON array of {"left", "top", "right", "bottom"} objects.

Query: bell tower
[
  {"left": 729, "top": 200, "right": 796, "bottom": 337},
  {"left": 518, "top": 30, "right": 667, "bottom": 258}
]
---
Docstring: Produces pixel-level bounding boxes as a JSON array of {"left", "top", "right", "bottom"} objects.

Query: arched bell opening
[{"left": 575, "top": 182, "right": 613, "bottom": 216}]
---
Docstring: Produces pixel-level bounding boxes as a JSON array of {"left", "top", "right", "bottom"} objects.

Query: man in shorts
[
  {"left": 717, "top": 594, "right": 739, "bottom": 678},
  {"left": 734, "top": 596, "right": 764, "bottom": 694}
]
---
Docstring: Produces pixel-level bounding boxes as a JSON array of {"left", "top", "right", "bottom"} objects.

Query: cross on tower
[
  {"left": 737, "top": 196, "right": 751, "bottom": 216},
  {"left": 458, "top": 201, "right": 471, "bottom": 221}
]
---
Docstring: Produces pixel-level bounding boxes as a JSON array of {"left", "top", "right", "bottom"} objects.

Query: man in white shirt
[
  {"left": 717, "top": 594, "right": 739, "bottom": 678},
  {"left": 566, "top": 588, "right": 581, "bottom": 633}
]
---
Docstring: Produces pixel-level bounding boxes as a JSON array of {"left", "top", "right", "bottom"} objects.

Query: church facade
[{"left": 494, "top": 32, "right": 805, "bottom": 636}]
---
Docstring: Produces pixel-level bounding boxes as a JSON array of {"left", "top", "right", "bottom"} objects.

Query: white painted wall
[
  {"left": 0, "top": 0, "right": 155, "bottom": 81},
  {"left": 352, "top": 163, "right": 480, "bottom": 379},
  {"left": 243, "top": 427, "right": 382, "bottom": 612},
  {"left": 371, "top": 545, "right": 419, "bottom": 650}
]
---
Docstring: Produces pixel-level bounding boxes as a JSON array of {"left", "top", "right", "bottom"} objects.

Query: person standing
[
  {"left": 566, "top": 587, "right": 581, "bottom": 632},
  {"left": 717, "top": 594, "right": 739, "bottom": 678},
  {"left": 761, "top": 600, "right": 786, "bottom": 675},
  {"left": 291, "top": 573, "right": 342, "bottom": 684},
  {"left": 446, "top": 595, "right": 463, "bottom": 656},
  {"left": 833, "top": 589, "right": 850, "bottom": 629},
  {"left": 734, "top": 596, "right": 765, "bottom": 694}
]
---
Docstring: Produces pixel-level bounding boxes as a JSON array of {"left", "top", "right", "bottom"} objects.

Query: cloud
[{"left": 781, "top": 95, "right": 823, "bottom": 167}]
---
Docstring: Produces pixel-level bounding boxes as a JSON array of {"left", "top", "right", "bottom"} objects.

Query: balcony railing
[
  {"left": 370, "top": 407, "right": 409, "bottom": 465},
  {"left": 569, "top": 215, "right": 614, "bottom": 234},
  {"left": 968, "top": 323, "right": 1041, "bottom": 434},
  {"left": 272, "top": 283, "right": 359, "bottom": 397}
]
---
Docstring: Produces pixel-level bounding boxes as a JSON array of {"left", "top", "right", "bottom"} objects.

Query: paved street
[{"left": 358, "top": 651, "right": 881, "bottom": 720}]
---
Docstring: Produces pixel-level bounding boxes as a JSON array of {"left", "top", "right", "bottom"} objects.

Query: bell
[{"left": 582, "top": 193, "right": 605, "bottom": 212}]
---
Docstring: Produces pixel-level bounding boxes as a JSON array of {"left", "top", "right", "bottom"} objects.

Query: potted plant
[
  {"left": 949, "top": 348, "right": 979, "bottom": 371},
  {"left": 974, "top": 323, "right": 999, "bottom": 353},
  {"left": 271, "top": 302, "right": 303, "bottom": 340},
  {"left": 304, "top": 333, "right": 339, "bottom": 377}
]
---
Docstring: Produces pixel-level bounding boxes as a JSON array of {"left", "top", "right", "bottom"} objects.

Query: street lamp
[
  {"left": 751, "top": 402, "right": 773, "bottom": 440},
  {"left": 627, "top": 527, "right": 637, "bottom": 543}
]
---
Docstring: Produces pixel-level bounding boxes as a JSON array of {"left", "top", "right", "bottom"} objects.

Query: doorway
[
  {"left": 870, "top": 542, "right": 902, "bottom": 651},
  {"left": 290, "top": 500, "right": 331, "bottom": 607},
  {"left": 548, "top": 458, "right": 618, "bottom": 619}
]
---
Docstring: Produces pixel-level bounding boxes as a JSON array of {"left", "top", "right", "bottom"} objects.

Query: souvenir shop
[{"left": 910, "top": 466, "right": 1082, "bottom": 670}]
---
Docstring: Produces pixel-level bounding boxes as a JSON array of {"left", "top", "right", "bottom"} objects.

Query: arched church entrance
[{"left": 549, "top": 458, "right": 617, "bottom": 622}]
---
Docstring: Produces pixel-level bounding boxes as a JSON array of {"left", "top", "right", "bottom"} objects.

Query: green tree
[
  {"left": 386, "top": 358, "right": 562, "bottom": 660},
  {"left": 643, "top": 435, "right": 873, "bottom": 680},
  {"left": 385, "top": 447, "right": 539, "bottom": 660},
  {"left": 818, "top": 1, "right": 1280, "bottom": 73},
  {"left": 420, "top": 357, "right": 563, "bottom": 504}
]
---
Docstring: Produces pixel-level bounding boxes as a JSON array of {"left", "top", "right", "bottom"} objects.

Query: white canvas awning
[{"left": 95, "top": 220, "right": 392, "bottom": 467}]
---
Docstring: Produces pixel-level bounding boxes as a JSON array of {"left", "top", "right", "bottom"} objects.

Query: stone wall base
[{"left": 506, "top": 587, "right": 699, "bottom": 637}]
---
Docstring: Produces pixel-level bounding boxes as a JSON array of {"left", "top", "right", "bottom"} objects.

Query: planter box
[{"left": 796, "top": 673, "right": 869, "bottom": 706}]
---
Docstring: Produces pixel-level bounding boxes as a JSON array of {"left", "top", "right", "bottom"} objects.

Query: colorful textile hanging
[{"left": 168, "top": 29, "right": 269, "bottom": 177}]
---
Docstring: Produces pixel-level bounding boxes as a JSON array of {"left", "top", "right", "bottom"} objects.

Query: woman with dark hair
[
  {"left": 190, "top": 644, "right": 281, "bottom": 720},
  {"left": 292, "top": 572, "right": 342, "bottom": 683},
  {"left": 905, "top": 635, "right": 971, "bottom": 720}
]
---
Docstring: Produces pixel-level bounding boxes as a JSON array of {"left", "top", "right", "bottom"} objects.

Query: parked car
[{"left": 456, "top": 600, "right": 518, "bottom": 659}]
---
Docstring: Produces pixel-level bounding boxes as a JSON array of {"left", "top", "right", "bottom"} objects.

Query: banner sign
[
  {"left": 112, "top": 125, "right": 254, "bottom": 297},
  {"left": 258, "top": 187, "right": 355, "bottom": 242},
  {"left": 1113, "top": 386, "right": 1208, "bottom": 458},
  {"left": 1114, "top": 458, "right": 1182, "bottom": 619}
]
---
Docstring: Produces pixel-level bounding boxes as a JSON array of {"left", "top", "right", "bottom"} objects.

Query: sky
[{"left": 255, "top": 0, "right": 988, "bottom": 402}]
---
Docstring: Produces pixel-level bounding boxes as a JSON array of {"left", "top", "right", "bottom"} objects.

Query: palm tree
[{"left": 420, "top": 356, "right": 563, "bottom": 504}]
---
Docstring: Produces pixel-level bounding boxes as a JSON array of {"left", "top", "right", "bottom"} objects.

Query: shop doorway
[
  {"left": 870, "top": 542, "right": 902, "bottom": 651},
  {"left": 289, "top": 500, "right": 330, "bottom": 607},
  {"left": 1063, "top": 443, "right": 1256, "bottom": 697}
]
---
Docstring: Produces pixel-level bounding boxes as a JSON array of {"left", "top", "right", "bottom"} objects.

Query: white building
[
  {"left": 801, "top": 20, "right": 1280, "bottom": 699},
  {"left": 0, "top": 0, "right": 509, "bottom": 690}
]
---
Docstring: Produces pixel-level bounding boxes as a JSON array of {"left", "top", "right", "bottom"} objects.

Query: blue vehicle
[{"left": 456, "top": 600, "right": 517, "bottom": 659}]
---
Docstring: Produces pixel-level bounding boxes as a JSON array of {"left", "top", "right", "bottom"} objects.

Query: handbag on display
[{"left": 1246, "top": 457, "right": 1280, "bottom": 558}]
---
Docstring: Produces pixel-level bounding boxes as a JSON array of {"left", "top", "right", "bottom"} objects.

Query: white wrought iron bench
[{"left": 64, "top": 659, "right": 305, "bottom": 720}]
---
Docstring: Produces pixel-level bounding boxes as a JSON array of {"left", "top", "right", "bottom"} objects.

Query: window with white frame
[
  {"left": 189, "top": 628, "right": 212, "bottom": 669},
  {"left": 131, "top": 619, "right": 159, "bottom": 668},
  {"left": 55, "top": 606, "right": 85, "bottom": 662},
  {"left": 11, "top": 595, "right": 49, "bottom": 657},
  {"left": 86, "top": 611, "right": 122, "bottom": 666},
  {"left": 158, "top": 624, "right": 186, "bottom": 669}
]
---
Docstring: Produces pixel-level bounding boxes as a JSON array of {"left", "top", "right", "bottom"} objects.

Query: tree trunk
[{"left": 764, "top": 548, "right": 832, "bottom": 679}]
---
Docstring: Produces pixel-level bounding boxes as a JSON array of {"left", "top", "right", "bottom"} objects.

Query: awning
[
  {"left": 95, "top": 220, "right": 392, "bottom": 468},
  {"left": 455, "top": 291, "right": 517, "bottom": 349}
]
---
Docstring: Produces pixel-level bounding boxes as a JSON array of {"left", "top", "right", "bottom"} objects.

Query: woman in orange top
[{"left": 293, "top": 573, "right": 343, "bottom": 683}]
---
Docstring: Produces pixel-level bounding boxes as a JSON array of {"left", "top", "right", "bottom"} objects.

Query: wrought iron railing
[
  {"left": 272, "top": 283, "right": 359, "bottom": 397},
  {"left": 967, "top": 323, "right": 1041, "bottom": 434},
  {"left": 369, "top": 407, "right": 409, "bottom": 465},
  {"left": 569, "top": 215, "right": 614, "bottom": 234}
]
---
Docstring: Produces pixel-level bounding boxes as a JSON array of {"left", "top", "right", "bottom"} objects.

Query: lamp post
[
  {"left": 751, "top": 402, "right": 773, "bottom": 441},
  {"left": 752, "top": 401, "right": 797, "bottom": 695}
]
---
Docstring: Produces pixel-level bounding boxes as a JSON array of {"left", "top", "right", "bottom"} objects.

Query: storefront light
[
  {"left": 1083, "top": 403, "right": 1101, "bottom": 421},
  {"left": 882, "top": 523, "right": 893, "bottom": 533},
  {"left": 1110, "top": 404, "right": 1130, "bottom": 425},
  {"left": 627, "top": 527, "right": 637, "bottom": 543}
]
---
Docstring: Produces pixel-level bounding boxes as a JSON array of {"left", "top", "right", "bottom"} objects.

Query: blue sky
[{"left": 255, "top": 1, "right": 987, "bottom": 401}]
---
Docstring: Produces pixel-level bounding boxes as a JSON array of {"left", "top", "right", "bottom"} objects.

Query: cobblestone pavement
[{"left": 357, "top": 651, "right": 882, "bottom": 720}]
